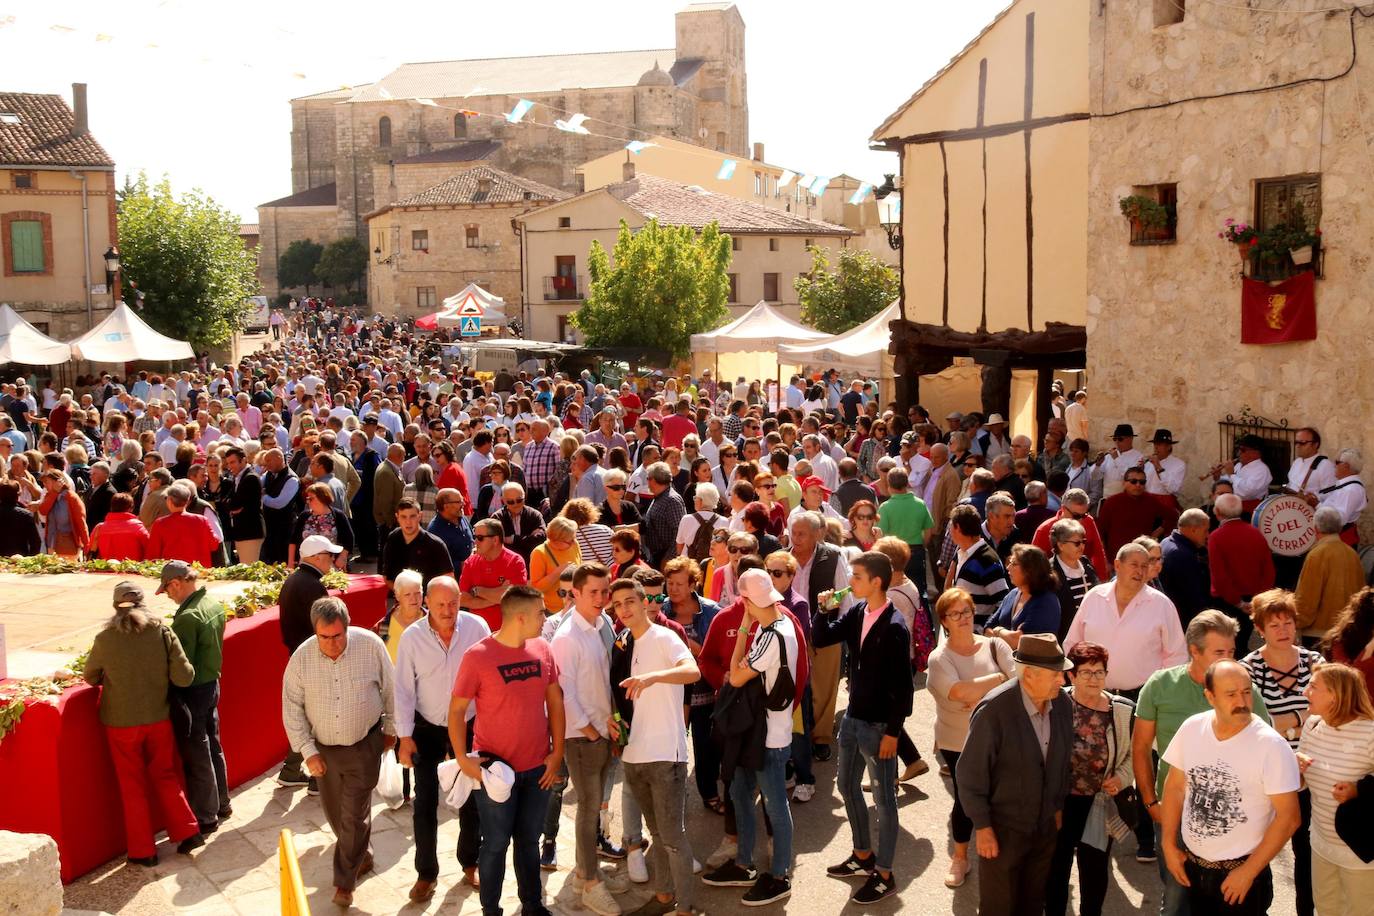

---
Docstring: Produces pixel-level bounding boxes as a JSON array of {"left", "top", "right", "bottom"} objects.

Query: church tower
[{"left": 675, "top": 3, "right": 748, "bottom": 156}]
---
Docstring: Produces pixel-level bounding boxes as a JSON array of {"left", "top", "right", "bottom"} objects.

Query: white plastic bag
[{"left": 376, "top": 749, "right": 405, "bottom": 810}]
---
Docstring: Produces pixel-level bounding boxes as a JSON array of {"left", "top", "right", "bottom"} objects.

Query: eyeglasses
[
  {"left": 1075, "top": 668, "right": 1108, "bottom": 680},
  {"left": 768, "top": 568, "right": 791, "bottom": 579},
  {"left": 963, "top": 461, "right": 978, "bottom": 468},
  {"left": 1125, "top": 478, "right": 1146, "bottom": 485},
  {"left": 504, "top": 498, "right": 524, "bottom": 505},
  {"left": 474, "top": 533, "right": 499, "bottom": 541},
  {"left": 727, "top": 545, "right": 750, "bottom": 555},
  {"left": 1062, "top": 539, "right": 1085, "bottom": 547},
  {"left": 944, "top": 608, "right": 974, "bottom": 622}
]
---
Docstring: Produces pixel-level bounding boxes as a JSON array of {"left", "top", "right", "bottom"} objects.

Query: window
[
  {"left": 557, "top": 314, "right": 573, "bottom": 342},
  {"left": 768, "top": 238, "right": 779, "bottom": 252},
  {"left": 716, "top": 131, "right": 726, "bottom": 151},
  {"left": 12, "top": 172, "right": 33, "bottom": 190},
  {"left": 411, "top": 229, "right": 429, "bottom": 251},
  {"left": 754, "top": 172, "right": 763, "bottom": 195},
  {"left": 454, "top": 113, "right": 467, "bottom": 138},
  {"left": 417, "top": 286, "right": 436, "bottom": 308},
  {"left": 465, "top": 224, "right": 480, "bottom": 248},
  {"left": 1256, "top": 175, "right": 1321, "bottom": 233},
  {"left": 30, "top": 321, "right": 48, "bottom": 336},
  {"left": 378, "top": 116, "right": 392, "bottom": 147},
  {"left": 8, "top": 219, "right": 44, "bottom": 272},
  {"left": 558, "top": 216, "right": 571, "bottom": 228},
  {"left": 731, "top": 236, "right": 741, "bottom": 251},
  {"left": 763, "top": 272, "right": 780, "bottom": 302},
  {"left": 728, "top": 273, "right": 738, "bottom": 303},
  {"left": 1153, "top": 0, "right": 1185, "bottom": 27},
  {"left": 0, "top": 113, "right": 19, "bottom": 125},
  {"left": 1126, "top": 183, "right": 1178, "bottom": 244},
  {"left": 804, "top": 238, "right": 814, "bottom": 248}
]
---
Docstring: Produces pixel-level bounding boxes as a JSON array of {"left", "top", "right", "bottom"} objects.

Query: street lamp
[{"left": 873, "top": 176, "right": 901, "bottom": 250}]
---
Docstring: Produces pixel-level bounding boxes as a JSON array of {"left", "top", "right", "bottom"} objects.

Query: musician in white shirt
[
  {"left": 1093, "top": 424, "right": 1144, "bottom": 500},
  {"left": 1142, "top": 429, "right": 1186, "bottom": 499},
  {"left": 1287, "top": 427, "right": 1337, "bottom": 499},
  {"left": 1214, "top": 434, "right": 1273, "bottom": 503},
  {"left": 1317, "top": 448, "right": 1367, "bottom": 527}
]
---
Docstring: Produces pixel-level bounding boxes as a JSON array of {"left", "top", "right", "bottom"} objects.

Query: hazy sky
[{"left": 3, "top": 0, "right": 1007, "bottom": 221}]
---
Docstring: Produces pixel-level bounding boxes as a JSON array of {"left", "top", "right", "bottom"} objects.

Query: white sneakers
[
  {"left": 627, "top": 847, "right": 649, "bottom": 883},
  {"left": 792, "top": 783, "right": 816, "bottom": 803},
  {"left": 705, "top": 836, "right": 738, "bottom": 868},
  {"left": 573, "top": 867, "right": 631, "bottom": 895},
  {"left": 581, "top": 879, "right": 622, "bottom": 916}
]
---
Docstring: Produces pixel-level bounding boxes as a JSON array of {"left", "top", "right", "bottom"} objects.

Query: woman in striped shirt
[
  {"left": 1297, "top": 662, "right": 1374, "bottom": 915},
  {"left": 1242, "top": 588, "right": 1324, "bottom": 916},
  {"left": 1049, "top": 517, "right": 1098, "bottom": 643}
]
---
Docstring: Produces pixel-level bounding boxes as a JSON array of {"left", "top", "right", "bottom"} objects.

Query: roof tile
[
  {"left": 606, "top": 174, "right": 852, "bottom": 235},
  {"left": 394, "top": 166, "right": 569, "bottom": 208},
  {"left": 259, "top": 183, "right": 338, "bottom": 209},
  {"left": 0, "top": 92, "right": 114, "bottom": 168}
]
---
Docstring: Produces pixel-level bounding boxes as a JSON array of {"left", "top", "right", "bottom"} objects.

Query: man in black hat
[
  {"left": 1093, "top": 424, "right": 1144, "bottom": 505},
  {"left": 1143, "top": 429, "right": 1186, "bottom": 505},
  {"left": 957, "top": 632, "right": 1073, "bottom": 916},
  {"left": 1212, "top": 434, "right": 1274, "bottom": 510}
]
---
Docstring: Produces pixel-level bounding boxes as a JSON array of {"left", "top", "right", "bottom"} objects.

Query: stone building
[
  {"left": 1086, "top": 0, "right": 1374, "bottom": 509},
  {"left": 365, "top": 165, "right": 568, "bottom": 319},
  {"left": 0, "top": 84, "right": 119, "bottom": 340},
  {"left": 514, "top": 169, "right": 852, "bottom": 343},
  {"left": 261, "top": 2, "right": 749, "bottom": 299}
]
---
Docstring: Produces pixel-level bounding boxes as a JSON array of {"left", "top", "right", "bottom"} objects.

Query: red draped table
[{"left": 0, "top": 574, "right": 386, "bottom": 882}]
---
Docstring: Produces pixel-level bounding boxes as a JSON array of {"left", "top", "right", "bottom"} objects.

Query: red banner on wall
[{"left": 1241, "top": 270, "right": 1316, "bottom": 344}]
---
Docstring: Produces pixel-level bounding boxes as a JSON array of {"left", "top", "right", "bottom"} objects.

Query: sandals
[{"left": 703, "top": 797, "right": 726, "bottom": 815}]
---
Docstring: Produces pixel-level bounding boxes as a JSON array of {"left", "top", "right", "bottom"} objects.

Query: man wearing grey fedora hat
[{"left": 957, "top": 632, "right": 1073, "bottom": 916}]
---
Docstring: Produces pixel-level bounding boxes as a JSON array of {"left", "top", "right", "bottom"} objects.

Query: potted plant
[
  {"left": 1120, "top": 195, "right": 1169, "bottom": 234},
  {"left": 1219, "top": 218, "right": 1259, "bottom": 260},
  {"left": 1283, "top": 203, "right": 1321, "bottom": 264}
]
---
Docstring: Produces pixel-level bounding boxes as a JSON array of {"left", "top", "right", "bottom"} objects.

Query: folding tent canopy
[
  {"left": 67, "top": 302, "right": 195, "bottom": 362},
  {"left": 777, "top": 300, "right": 899, "bottom": 400},
  {"left": 0, "top": 303, "right": 72, "bottom": 365},
  {"left": 415, "top": 283, "right": 508, "bottom": 331},
  {"left": 689, "top": 301, "right": 828, "bottom": 383}
]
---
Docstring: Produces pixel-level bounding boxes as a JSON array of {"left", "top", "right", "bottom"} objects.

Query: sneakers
[
  {"left": 598, "top": 832, "right": 627, "bottom": 860},
  {"left": 1136, "top": 846, "right": 1158, "bottom": 864},
  {"left": 900, "top": 759, "right": 929, "bottom": 781},
  {"left": 176, "top": 833, "right": 206, "bottom": 855},
  {"left": 573, "top": 868, "right": 631, "bottom": 895},
  {"left": 540, "top": 840, "right": 558, "bottom": 871},
  {"left": 627, "top": 846, "right": 649, "bottom": 883},
  {"left": 792, "top": 783, "right": 816, "bottom": 803},
  {"left": 944, "top": 856, "right": 970, "bottom": 888},
  {"left": 701, "top": 860, "right": 758, "bottom": 887},
  {"left": 275, "top": 769, "right": 308, "bottom": 788},
  {"left": 825, "top": 852, "right": 876, "bottom": 880},
  {"left": 305, "top": 777, "right": 319, "bottom": 797},
  {"left": 812, "top": 743, "right": 832, "bottom": 762},
  {"left": 742, "top": 873, "right": 791, "bottom": 906},
  {"left": 581, "top": 879, "right": 622, "bottom": 916},
  {"left": 852, "top": 871, "right": 897, "bottom": 904},
  {"left": 705, "top": 837, "right": 738, "bottom": 868}
]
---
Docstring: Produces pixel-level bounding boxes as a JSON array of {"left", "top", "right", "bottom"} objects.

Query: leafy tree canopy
[
  {"left": 315, "top": 237, "right": 368, "bottom": 293},
  {"left": 278, "top": 239, "right": 324, "bottom": 294},
  {"left": 795, "top": 246, "right": 899, "bottom": 335},
  {"left": 571, "top": 219, "right": 730, "bottom": 361},
  {"left": 116, "top": 173, "right": 258, "bottom": 349}
]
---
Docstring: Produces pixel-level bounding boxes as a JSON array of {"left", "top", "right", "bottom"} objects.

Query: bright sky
[{"left": 2, "top": 0, "right": 1007, "bottom": 221}]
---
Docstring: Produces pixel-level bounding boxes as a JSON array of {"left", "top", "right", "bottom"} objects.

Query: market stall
[
  {"left": 67, "top": 302, "right": 195, "bottom": 362},
  {"left": 415, "top": 283, "right": 509, "bottom": 331},
  {"left": 689, "top": 300, "right": 827, "bottom": 386},
  {"left": 777, "top": 300, "right": 900, "bottom": 399},
  {"left": 0, "top": 304, "right": 72, "bottom": 365}
]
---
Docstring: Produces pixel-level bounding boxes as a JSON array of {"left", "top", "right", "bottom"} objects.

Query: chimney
[
  {"left": 622, "top": 160, "right": 636, "bottom": 181},
  {"left": 752, "top": 142, "right": 764, "bottom": 162},
  {"left": 72, "top": 83, "right": 88, "bottom": 136}
]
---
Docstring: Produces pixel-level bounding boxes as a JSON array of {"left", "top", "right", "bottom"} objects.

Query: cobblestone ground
[{"left": 64, "top": 680, "right": 1298, "bottom": 915}]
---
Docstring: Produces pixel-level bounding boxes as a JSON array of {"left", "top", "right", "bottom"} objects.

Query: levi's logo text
[{"left": 498, "top": 660, "right": 542, "bottom": 684}]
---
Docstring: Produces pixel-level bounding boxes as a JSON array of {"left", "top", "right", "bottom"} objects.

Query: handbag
[{"left": 1104, "top": 698, "right": 1139, "bottom": 829}]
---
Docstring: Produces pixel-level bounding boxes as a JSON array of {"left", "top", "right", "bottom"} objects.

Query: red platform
[{"left": 0, "top": 574, "right": 386, "bottom": 882}]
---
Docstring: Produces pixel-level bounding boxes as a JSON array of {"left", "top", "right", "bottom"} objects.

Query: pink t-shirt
[
  {"left": 861, "top": 600, "right": 892, "bottom": 647},
  {"left": 452, "top": 635, "right": 560, "bottom": 773}
]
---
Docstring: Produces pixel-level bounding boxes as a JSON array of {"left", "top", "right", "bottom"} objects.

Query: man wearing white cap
[
  {"left": 274, "top": 535, "right": 341, "bottom": 792},
  {"left": 978, "top": 414, "right": 1011, "bottom": 461}
]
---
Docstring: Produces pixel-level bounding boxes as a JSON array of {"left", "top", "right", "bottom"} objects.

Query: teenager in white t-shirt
[
  {"left": 1160, "top": 660, "right": 1301, "bottom": 912},
  {"left": 607, "top": 578, "right": 700, "bottom": 916}
]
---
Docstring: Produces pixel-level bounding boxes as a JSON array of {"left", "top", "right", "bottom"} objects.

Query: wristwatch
[{"left": 1146, "top": 799, "right": 1161, "bottom": 809}]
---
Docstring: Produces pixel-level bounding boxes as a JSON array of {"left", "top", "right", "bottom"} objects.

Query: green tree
[
  {"left": 571, "top": 219, "right": 730, "bottom": 361},
  {"left": 116, "top": 173, "right": 258, "bottom": 349},
  {"left": 277, "top": 239, "right": 324, "bottom": 295},
  {"left": 315, "top": 237, "right": 368, "bottom": 294},
  {"left": 795, "top": 246, "right": 899, "bottom": 334}
]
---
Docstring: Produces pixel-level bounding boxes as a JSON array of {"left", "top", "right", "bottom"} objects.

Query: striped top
[
  {"left": 1242, "top": 646, "right": 1324, "bottom": 750},
  {"left": 1297, "top": 715, "right": 1374, "bottom": 869}
]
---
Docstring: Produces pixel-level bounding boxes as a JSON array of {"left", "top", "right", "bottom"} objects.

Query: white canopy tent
[
  {"left": 777, "top": 300, "right": 899, "bottom": 377},
  {"left": 68, "top": 302, "right": 195, "bottom": 363},
  {"left": 690, "top": 301, "right": 828, "bottom": 384},
  {"left": 0, "top": 303, "right": 72, "bottom": 365},
  {"left": 439, "top": 282, "right": 507, "bottom": 325}
]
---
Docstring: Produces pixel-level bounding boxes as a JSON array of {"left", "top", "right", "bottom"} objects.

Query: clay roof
[
  {"left": 259, "top": 183, "right": 338, "bottom": 209},
  {"left": 239, "top": 223, "right": 260, "bottom": 235},
  {"left": 291, "top": 83, "right": 372, "bottom": 102},
  {"left": 394, "top": 166, "right": 569, "bottom": 208},
  {"left": 346, "top": 50, "right": 703, "bottom": 102},
  {"left": 394, "top": 140, "right": 502, "bottom": 165},
  {"left": 0, "top": 92, "right": 114, "bottom": 168},
  {"left": 604, "top": 174, "right": 852, "bottom": 235}
]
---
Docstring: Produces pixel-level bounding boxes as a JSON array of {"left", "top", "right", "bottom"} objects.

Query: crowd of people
[{"left": 15, "top": 307, "right": 1374, "bottom": 915}]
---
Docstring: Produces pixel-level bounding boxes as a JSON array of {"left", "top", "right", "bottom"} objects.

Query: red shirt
[
  {"left": 697, "top": 597, "right": 811, "bottom": 708},
  {"left": 459, "top": 547, "right": 529, "bottom": 630},
  {"left": 452, "top": 635, "right": 559, "bottom": 773},
  {"left": 147, "top": 511, "right": 220, "bottom": 567},
  {"left": 91, "top": 512, "right": 149, "bottom": 561},
  {"left": 436, "top": 462, "right": 472, "bottom": 515},
  {"left": 1097, "top": 492, "right": 1179, "bottom": 561},
  {"left": 619, "top": 393, "right": 643, "bottom": 428},
  {"left": 1032, "top": 509, "right": 1110, "bottom": 580},
  {"left": 661, "top": 414, "right": 697, "bottom": 450},
  {"left": 1208, "top": 519, "right": 1276, "bottom": 605},
  {"left": 48, "top": 403, "right": 71, "bottom": 439}
]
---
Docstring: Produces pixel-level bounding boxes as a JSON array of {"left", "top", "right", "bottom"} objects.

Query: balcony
[{"left": 543, "top": 274, "right": 585, "bottom": 301}]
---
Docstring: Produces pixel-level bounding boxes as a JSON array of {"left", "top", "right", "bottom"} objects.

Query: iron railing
[{"left": 1214, "top": 410, "right": 1297, "bottom": 491}]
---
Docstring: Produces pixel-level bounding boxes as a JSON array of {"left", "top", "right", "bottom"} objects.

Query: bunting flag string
[
  {"left": 554, "top": 113, "right": 590, "bottom": 135},
  {"left": 505, "top": 98, "right": 534, "bottom": 123},
  {"left": 847, "top": 182, "right": 873, "bottom": 205},
  {"left": 625, "top": 140, "right": 656, "bottom": 154},
  {"left": 776, "top": 169, "right": 796, "bottom": 189},
  {"left": 716, "top": 159, "right": 737, "bottom": 180}
]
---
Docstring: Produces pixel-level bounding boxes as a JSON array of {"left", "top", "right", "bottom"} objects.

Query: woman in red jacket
[
  {"left": 89, "top": 493, "right": 150, "bottom": 560},
  {"left": 38, "top": 469, "right": 89, "bottom": 558}
]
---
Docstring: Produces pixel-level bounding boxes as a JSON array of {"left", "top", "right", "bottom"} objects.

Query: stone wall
[
  {"left": 255, "top": 204, "right": 340, "bottom": 299},
  {"left": 1086, "top": 2, "right": 1374, "bottom": 513},
  {"left": 290, "top": 97, "right": 340, "bottom": 194}
]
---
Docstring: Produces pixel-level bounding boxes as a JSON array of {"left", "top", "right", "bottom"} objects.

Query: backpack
[
  {"left": 686, "top": 512, "right": 718, "bottom": 563},
  {"left": 759, "top": 622, "right": 797, "bottom": 712}
]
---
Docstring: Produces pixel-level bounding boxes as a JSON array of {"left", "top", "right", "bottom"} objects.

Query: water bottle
[
  {"left": 612, "top": 712, "right": 630, "bottom": 748},
  {"left": 826, "top": 587, "right": 853, "bottom": 611}
]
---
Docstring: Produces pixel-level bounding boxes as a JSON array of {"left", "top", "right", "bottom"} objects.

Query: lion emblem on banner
[{"left": 1265, "top": 293, "right": 1288, "bottom": 330}]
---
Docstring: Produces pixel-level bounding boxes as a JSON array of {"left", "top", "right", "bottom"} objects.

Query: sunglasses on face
[
  {"left": 504, "top": 498, "right": 524, "bottom": 505},
  {"left": 727, "top": 545, "right": 750, "bottom": 555},
  {"left": 1125, "top": 478, "right": 1146, "bottom": 485},
  {"left": 768, "top": 568, "right": 791, "bottom": 579},
  {"left": 645, "top": 593, "right": 667, "bottom": 604},
  {"left": 557, "top": 588, "right": 571, "bottom": 598},
  {"left": 711, "top": 534, "right": 730, "bottom": 544},
  {"left": 758, "top": 483, "right": 776, "bottom": 490},
  {"left": 474, "top": 533, "right": 499, "bottom": 541},
  {"left": 606, "top": 484, "right": 626, "bottom": 491}
]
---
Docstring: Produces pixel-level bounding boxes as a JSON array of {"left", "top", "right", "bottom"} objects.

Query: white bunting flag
[
  {"left": 626, "top": 140, "right": 657, "bottom": 154},
  {"left": 717, "top": 159, "right": 737, "bottom": 180},
  {"left": 555, "top": 113, "right": 591, "bottom": 135},
  {"left": 505, "top": 99, "right": 534, "bottom": 123},
  {"left": 848, "top": 182, "right": 873, "bottom": 205},
  {"left": 776, "top": 170, "right": 796, "bottom": 189},
  {"left": 416, "top": 98, "right": 438, "bottom": 107},
  {"left": 377, "top": 86, "right": 393, "bottom": 100},
  {"left": 809, "top": 175, "right": 830, "bottom": 195}
]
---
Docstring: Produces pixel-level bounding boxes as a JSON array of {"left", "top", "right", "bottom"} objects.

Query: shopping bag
[{"left": 376, "top": 749, "right": 405, "bottom": 809}]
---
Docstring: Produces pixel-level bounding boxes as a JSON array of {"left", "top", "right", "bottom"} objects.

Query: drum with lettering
[{"left": 1253, "top": 494, "right": 1317, "bottom": 557}]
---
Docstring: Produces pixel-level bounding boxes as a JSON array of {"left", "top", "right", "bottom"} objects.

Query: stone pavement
[{"left": 63, "top": 683, "right": 1299, "bottom": 914}]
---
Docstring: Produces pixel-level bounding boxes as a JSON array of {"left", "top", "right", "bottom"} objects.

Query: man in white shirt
[
  {"left": 1216, "top": 434, "right": 1274, "bottom": 506},
  {"left": 1094, "top": 424, "right": 1145, "bottom": 502},
  {"left": 608, "top": 578, "right": 700, "bottom": 915},
  {"left": 463, "top": 430, "right": 493, "bottom": 489},
  {"left": 1143, "top": 429, "right": 1187, "bottom": 502},
  {"left": 784, "top": 376, "right": 805, "bottom": 411},
  {"left": 158, "top": 424, "right": 187, "bottom": 465},
  {"left": 1287, "top": 427, "right": 1337, "bottom": 501},
  {"left": 802, "top": 434, "right": 839, "bottom": 492},
  {"left": 1064, "top": 390, "right": 1089, "bottom": 442},
  {"left": 394, "top": 576, "right": 490, "bottom": 902},
  {"left": 1160, "top": 660, "right": 1300, "bottom": 912},
  {"left": 377, "top": 399, "right": 405, "bottom": 441},
  {"left": 1317, "top": 447, "right": 1367, "bottom": 531}
]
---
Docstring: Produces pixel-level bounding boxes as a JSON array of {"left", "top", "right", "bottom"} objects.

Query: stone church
[{"left": 258, "top": 2, "right": 749, "bottom": 299}]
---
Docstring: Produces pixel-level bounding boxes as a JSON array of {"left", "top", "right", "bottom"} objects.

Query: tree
[
  {"left": 572, "top": 219, "right": 730, "bottom": 361},
  {"left": 116, "top": 173, "right": 258, "bottom": 350},
  {"left": 315, "top": 237, "right": 368, "bottom": 294},
  {"left": 277, "top": 239, "right": 324, "bottom": 295},
  {"left": 795, "top": 246, "right": 900, "bottom": 334}
]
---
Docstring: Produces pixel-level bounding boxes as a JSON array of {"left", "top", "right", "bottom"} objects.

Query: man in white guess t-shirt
[
  {"left": 607, "top": 577, "right": 700, "bottom": 916},
  {"left": 1161, "top": 659, "right": 1301, "bottom": 914}
]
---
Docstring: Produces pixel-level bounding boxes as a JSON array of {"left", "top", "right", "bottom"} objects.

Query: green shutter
[{"left": 10, "top": 220, "right": 43, "bottom": 272}]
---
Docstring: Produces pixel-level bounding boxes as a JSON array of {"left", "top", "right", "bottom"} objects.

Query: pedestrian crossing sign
[{"left": 460, "top": 316, "right": 481, "bottom": 337}]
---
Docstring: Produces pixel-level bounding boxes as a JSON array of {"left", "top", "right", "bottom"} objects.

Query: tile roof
[
  {"left": 345, "top": 50, "right": 701, "bottom": 102},
  {"left": 605, "top": 174, "right": 852, "bottom": 235},
  {"left": 394, "top": 140, "right": 502, "bottom": 165},
  {"left": 394, "top": 166, "right": 569, "bottom": 208},
  {"left": 259, "top": 183, "right": 338, "bottom": 209},
  {"left": 239, "top": 223, "right": 260, "bottom": 235},
  {"left": 0, "top": 92, "right": 114, "bottom": 168},
  {"left": 291, "top": 83, "right": 372, "bottom": 102}
]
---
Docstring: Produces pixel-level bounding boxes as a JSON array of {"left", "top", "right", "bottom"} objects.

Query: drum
[{"left": 1253, "top": 494, "right": 1317, "bottom": 557}]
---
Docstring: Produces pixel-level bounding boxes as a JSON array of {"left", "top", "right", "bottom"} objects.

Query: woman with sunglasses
[
  {"left": 1050, "top": 517, "right": 1100, "bottom": 642},
  {"left": 764, "top": 550, "right": 819, "bottom": 803},
  {"left": 598, "top": 468, "right": 640, "bottom": 530},
  {"left": 715, "top": 531, "right": 760, "bottom": 605},
  {"left": 858, "top": 421, "right": 889, "bottom": 484},
  {"left": 702, "top": 529, "right": 731, "bottom": 602},
  {"left": 750, "top": 472, "right": 788, "bottom": 538},
  {"left": 529, "top": 517, "right": 582, "bottom": 613},
  {"left": 472, "top": 459, "right": 510, "bottom": 520},
  {"left": 845, "top": 500, "right": 884, "bottom": 553},
  {"left": 712, "top": 445, "right": 740, "bottom": 495},
  {"left": 684, "top": 458, "right": 716, "bottom": 513}
]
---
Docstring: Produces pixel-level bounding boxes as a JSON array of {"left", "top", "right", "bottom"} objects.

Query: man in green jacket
[
  {"left": 373, "top": 443, "right": 406, "bottom": 567},
  {"left": 161, "top": 560, "right": 231, "bottom": 833}
]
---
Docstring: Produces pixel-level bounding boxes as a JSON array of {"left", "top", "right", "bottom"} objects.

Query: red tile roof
[
  {"left": 606, "top": 174, "right": 852, "bottom": 235},
  {"left": 394, "top": 166, "right": 569, "bottom": 208},
  {"left": 0, "top": 92, "right": 114, "bottom": 168}
]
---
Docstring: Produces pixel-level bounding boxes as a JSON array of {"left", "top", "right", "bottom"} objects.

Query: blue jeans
[
  {"left": 1156, "top": 822, "right": 1190, "bottom": 916},
  {"left": 789, "top": 685, "right": 815, "bottom": 787},
  {"left": 730, "top": 746, "right": 793, "bottom": 878},
  {"left": 836, "top": 714, "right": 899, "bottom": 871},
  {"left": 476, "top": 766, "right": 550, "bottom": 916}
]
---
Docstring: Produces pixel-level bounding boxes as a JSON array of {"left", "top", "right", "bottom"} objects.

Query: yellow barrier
[{"left": 278, "top": 828, "right": 310, "bottom": 915}]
